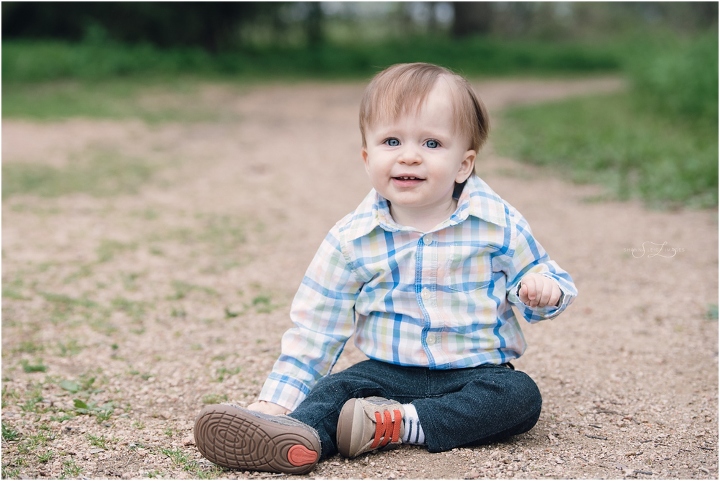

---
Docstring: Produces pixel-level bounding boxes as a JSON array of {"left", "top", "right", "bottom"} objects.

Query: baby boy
[{"left": 194, "top": 62, "right": 577, "bottom": 474}]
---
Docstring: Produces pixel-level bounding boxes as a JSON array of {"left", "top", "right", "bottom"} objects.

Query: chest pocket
[{"left": 444, "top": 243, "right": 494, "bottom": 292}]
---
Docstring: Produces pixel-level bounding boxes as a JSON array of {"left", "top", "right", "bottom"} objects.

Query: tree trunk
[{"left": 451, "top": 2, "right": 494, "bottom": 37}]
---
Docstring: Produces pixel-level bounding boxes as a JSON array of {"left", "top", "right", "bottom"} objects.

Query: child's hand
[
  {"left": 247, "top": 400, "right": 290, "bottom": 416},
  {"left": 518, "top": 273, "right": 562, "bottom": 308}
]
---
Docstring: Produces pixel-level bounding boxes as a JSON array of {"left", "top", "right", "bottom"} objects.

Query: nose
[{"left": 397, "top": 144, "right": 422, "bottom": 165}]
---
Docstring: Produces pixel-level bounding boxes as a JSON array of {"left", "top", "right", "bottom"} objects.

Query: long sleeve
[
  {"left": 258, "top": 229, "right": 362, "bottom": 411},
  {"left": 503, "top": 207, "right": 577, "bottom": 322}
]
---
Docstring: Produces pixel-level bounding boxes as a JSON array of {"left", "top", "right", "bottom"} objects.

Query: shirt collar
[
  {"left": 451, "top": 174, "right": 508, "bottom": 228},
  {"left": 341, "top": 175, "right": 508, "bottom": 241}
]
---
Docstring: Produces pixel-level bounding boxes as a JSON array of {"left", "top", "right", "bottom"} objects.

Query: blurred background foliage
[
  {"left": 2, "top": 2, "right": 717, "bottom": 207},
  {"left": 3, "top": 2, "right": 717, "bottom": 80}
]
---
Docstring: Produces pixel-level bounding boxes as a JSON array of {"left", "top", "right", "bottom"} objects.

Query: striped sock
[{"left": 401, "top": 403, "right": 425, "bottom": 445}]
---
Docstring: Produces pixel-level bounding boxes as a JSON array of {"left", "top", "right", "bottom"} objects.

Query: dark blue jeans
[{"left": 288, "top": 360, "right": 542, "bottom": 459}]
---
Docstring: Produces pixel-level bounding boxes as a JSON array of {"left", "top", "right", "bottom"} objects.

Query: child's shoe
[
  {"left": 194, "top": 404, "right": 321, "bottom": 474},
  {"left": 336, "top": 397, "right": 405, "bottom": 458}
]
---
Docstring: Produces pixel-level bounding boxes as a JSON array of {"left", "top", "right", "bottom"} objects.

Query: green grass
[
  {"left": 20, "top": 360, "right": 48, "bottom": 373},
  {"left": 57, "top": 339, "right": 83, "bottom": 357},
  {"left": 87, "top": 434, "right": 109, "bottom": 449},
  {"left": 2, "top": 37, "right": 620, "bottom": 121},
  {"left": 496, "top": 92, "right": 718, "bottom": 208},
  {"left": 2, "top": 422, "right": 21, "bottom": 442},
  {"left": 2, "top": 79, "right": 232, "bottom": 122},
  {"left": 496, "top": 32, "right": 718, "bottom": 209},
  {"left": 161, "top": 447, "right": 224, "bottom": 478},
  {"left": 60, "top": 459, "right": 83, "bottom": 479},
  {"left": 2, "top": 150, "right": 160, "bottom": 200},
  {"left": 168, "top": 281, "right": 219, "bottom": 301},
  {"left": 37, "top": 451, "right": 54, "bottom": 464},
  {"left": 201, "top": 393, "right": 228, "bottom": 405},
  {"left": 3, "top": 36, "right": 620, "bottom": 85},
  {"left": 625, "top": 31, "right": 718, "bottom": 124},
  {"left": 213, "top": 366, "right": 241, "bottom": 383},
  {"left": 97, "top": 240, "right": 138, "bottom": 263}
]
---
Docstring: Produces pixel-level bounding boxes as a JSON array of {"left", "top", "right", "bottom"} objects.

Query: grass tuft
[
  {"left": 3, "top": 151, "right": 158, "bottom": 200},
  {"left": 2, "top": 422, "right": 21, "bottom": 442}
]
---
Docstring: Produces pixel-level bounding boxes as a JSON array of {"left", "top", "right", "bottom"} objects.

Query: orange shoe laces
[{"left": 370, "top": 409, "right": 402, "bottom": 449}]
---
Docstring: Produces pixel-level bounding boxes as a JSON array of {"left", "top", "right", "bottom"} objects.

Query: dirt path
[{"left": 2, "top": 76, "right": 717, "bottom": 479}]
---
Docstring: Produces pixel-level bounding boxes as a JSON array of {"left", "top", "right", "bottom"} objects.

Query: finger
[
  {"left": 519, "top": 280, "right": 536, "bottom": 304},
  {"left": 536, "top": 279, "right": 562, "bottom": 307},
  {"left": 522, "top": 277, "right": 539, "bottom": 306},
  {"left": 537, "top": 279, "right": 554, "bottom": 307},
  {"left": 548, "top": 284, "right": 562, "bottom": 307}
]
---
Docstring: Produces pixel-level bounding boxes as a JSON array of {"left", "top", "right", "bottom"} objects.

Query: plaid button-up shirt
[{"left": 259, "top": 175, "right": 577, "bottom": 410}]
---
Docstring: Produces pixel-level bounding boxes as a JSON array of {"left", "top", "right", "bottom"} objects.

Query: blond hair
[{"left": 359, "top": 63, "right": 490, "bottom": 153}]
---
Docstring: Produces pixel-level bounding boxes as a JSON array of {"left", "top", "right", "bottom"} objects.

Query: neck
[{"left": 389, "top": 199, "right": 458, "bottom": 232}]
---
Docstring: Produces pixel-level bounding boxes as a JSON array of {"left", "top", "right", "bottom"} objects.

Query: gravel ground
[{"left": 2, "top": 76, "right": 717, "bottom": 479}]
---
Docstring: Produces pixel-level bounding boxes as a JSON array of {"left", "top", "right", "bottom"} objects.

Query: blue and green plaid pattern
[{"left": 260, "top": 175, "right": 577, "bottom": 410}]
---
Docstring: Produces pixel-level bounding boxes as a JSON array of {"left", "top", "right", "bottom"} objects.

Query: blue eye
[
  {"left": 385, "top": 138, "right": 400, "bottom": 147},
  {"left": 425, "top": 139, "right": 440, "bottom": 149}
]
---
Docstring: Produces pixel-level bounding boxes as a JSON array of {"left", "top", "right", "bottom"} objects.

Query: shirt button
[
  {"left": 423, "top": 235, "right": 433, "bottom": 246},
  {"left": 421, "top": 288, "right": 431, "bottom": 299},
  {"left": 426, "top": 334, "right": 436, "bottom": 345}
]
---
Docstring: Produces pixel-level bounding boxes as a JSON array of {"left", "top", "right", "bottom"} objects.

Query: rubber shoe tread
[{"left": 194, "top": 404, "right": 320, "bottom": 474}]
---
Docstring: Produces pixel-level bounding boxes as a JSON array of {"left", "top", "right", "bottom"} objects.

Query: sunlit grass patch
[
  {"left": 20, "top": 359, "right": 48, "bottom": 373},
  {"left": 111, "top": 296, "right": 146, "bottom": 320},
  {"left": 161, "top": 447, "right": 224, "bottom": 478},
  {"left": 2, "top": 287, "right": 30, "bottom": 301},
  {"left": 39, "top": 292, "right": 97, "bottom": 309},
  {"left": 213, "top": 366, "right": 241, "bottom": 383},
  {"left": 2, "top": 79, "right": 235, "bottom": 123},
  {"left": 3, "top": 149, "right": 159, "bottom": 200},
  {"left": 60, "top": 459, "right": 83, "bottom": 479},
  {"left": 29, "top": 290, "right": 124, "bottom": 335},
  {"left": 201, "top": 393, "right": 228, "bottom": 405},
  {"left": 56, "top": 338, "right": 84, "bottom": 357},
  {"left": 2, "top": 422, "right": 21, "bottom": 442},
  {"left": 496, "top": 92, "right": 718, "bottom": 208},
  {"left": 87, "top": 433, "right": 115, "bottom": 449},
  {"left": 148, "top": 212, "right": 248, "bottom": 258},
  {"left": 97, "top": 239, "right": 139, "bottom": 263},
  {"left": 62, "top": 263, "right": 95, "bottom": 284},
  {"left": 13, "top": 340, "right": 45, "bottom": 355},
  {"left": 58, "top": 373, "right": 115, "bottom": 422},
  {"left": 168, "top": 280, "right": 219, "bottom": 301},
  {"left": 18, "top": 384, "right": 45, "bottom": 413}
]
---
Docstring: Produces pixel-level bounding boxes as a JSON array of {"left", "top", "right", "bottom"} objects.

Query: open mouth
[{"left": 393, "top": 176, "right": 424, "bottom": 181}]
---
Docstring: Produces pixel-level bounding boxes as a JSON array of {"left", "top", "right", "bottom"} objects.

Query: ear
[
  {"left": 455, "top": 149, "right": 476, "bottom": 183},
  {"left": 361, "top": 147, "right": 370, "bottom": 173}
]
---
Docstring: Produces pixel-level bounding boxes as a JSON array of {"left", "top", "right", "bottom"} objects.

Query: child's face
[{"left": 361, "top": 80, "right": 476, "bottom": 225}]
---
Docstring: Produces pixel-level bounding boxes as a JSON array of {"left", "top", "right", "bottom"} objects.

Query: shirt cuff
[
  {"left": 257, "top": 374, "right": 309, "bottom": 412},
  {"left": 508, "top": 275, "right": 569, "bottom": 320}
]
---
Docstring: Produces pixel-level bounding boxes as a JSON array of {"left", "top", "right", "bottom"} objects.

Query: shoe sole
[{"left": 194, "top": 404, "right": 320, "bottom": 474}]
